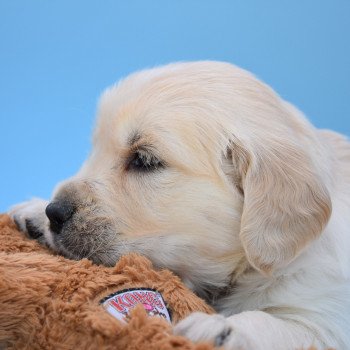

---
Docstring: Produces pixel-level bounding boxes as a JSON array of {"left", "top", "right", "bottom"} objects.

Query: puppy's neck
[{"left": 192, "top": 258, "right": 253, "bottom": 306}]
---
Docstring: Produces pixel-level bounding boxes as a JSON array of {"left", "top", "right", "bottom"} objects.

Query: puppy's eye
[{"left": 127, "top": 150, "right": 164, "bottom": 172}]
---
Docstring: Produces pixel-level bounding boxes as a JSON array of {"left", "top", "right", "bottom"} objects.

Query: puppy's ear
[{"left": 229, "top": 139, "right": 331, "bottom": 274}]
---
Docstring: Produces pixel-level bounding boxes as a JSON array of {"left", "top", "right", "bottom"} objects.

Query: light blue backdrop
[{"left": 1, "top": 1, "right": 349, "bottom": 212}]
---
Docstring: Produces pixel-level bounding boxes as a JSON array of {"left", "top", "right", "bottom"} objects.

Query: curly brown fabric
[{"left": 0, "top": 215, "right": 214, "bottom": 350}]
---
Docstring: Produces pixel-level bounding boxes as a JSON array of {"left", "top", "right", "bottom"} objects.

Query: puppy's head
[{"left": 46, "top": 62, "right": 331, "bottom": 295}]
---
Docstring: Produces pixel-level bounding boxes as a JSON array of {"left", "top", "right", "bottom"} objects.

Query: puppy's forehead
[
  {"left": 94, "top": 61, "right": 276, "bottom": 167},
  {"left": 95, "top": 62, "right": 243, "bottom": 148}
]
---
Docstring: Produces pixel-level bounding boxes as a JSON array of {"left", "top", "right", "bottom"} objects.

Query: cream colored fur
[{"left": 10, "top": 62, "right": 350, "bottom": 349}]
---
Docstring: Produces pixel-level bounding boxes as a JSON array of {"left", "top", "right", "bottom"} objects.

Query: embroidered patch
[{"left": 100, "top": 288, "right": 171, "bottom": 323}]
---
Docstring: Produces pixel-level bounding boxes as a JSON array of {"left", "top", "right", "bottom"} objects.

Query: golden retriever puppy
[{"left": 10, "top": 62, "right": 350, "bottom": 349}]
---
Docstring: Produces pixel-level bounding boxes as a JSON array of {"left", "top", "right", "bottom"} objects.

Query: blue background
[{"left": 1, "top": 1, "right": 349, "bottom": 212}]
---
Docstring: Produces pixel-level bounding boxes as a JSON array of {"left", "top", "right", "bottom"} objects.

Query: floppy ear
[{"left": 230, "top": 139, "right": 332, "bottom": 274}]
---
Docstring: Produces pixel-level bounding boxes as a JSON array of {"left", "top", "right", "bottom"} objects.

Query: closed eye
[{"left": 127, "top": 149, "right": 165, "bottom": 172}]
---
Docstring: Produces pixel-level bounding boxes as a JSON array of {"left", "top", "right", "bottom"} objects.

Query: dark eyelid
[
  {"left": 131, "top": 143, "right": 155, "bottom": 153},
  {"left": 131, "top": 143, "right": 163, "bottom": 162},
  {"left": 126, "top": 146, "right": 165, "bottom": 172},
  {"left": 126, "top": 145, "right": 153, "bottom": 163}
]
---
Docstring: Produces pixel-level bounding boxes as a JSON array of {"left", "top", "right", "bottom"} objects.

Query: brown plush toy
[{"left": 0, "top": 215, "right": 215, "bottom": 350}]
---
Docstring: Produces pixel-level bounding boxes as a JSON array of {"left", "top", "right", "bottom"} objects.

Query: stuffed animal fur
[{"left": 0, "top": 214, "right": 214, "bottom": 350}]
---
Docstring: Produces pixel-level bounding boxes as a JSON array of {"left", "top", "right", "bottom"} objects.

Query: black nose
[{"left": 46, "top": 201, "right": 74, "bottom": 234}]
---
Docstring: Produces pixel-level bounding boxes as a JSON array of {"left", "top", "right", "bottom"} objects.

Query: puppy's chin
[
  {"left": 55, "top": 241, "right": 121, "bottom": 266},
  {"left": 43, "top": 223, "right": 122, "bottom": 266}
]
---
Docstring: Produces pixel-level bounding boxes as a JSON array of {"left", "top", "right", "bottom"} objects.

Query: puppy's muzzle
[{"left": 46, "top": 200, "right": 75, "bottom": 234}]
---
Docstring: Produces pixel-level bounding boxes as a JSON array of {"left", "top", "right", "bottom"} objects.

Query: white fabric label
[{"left": 100, "top": 288, "right": 171, "bottom": 323}]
